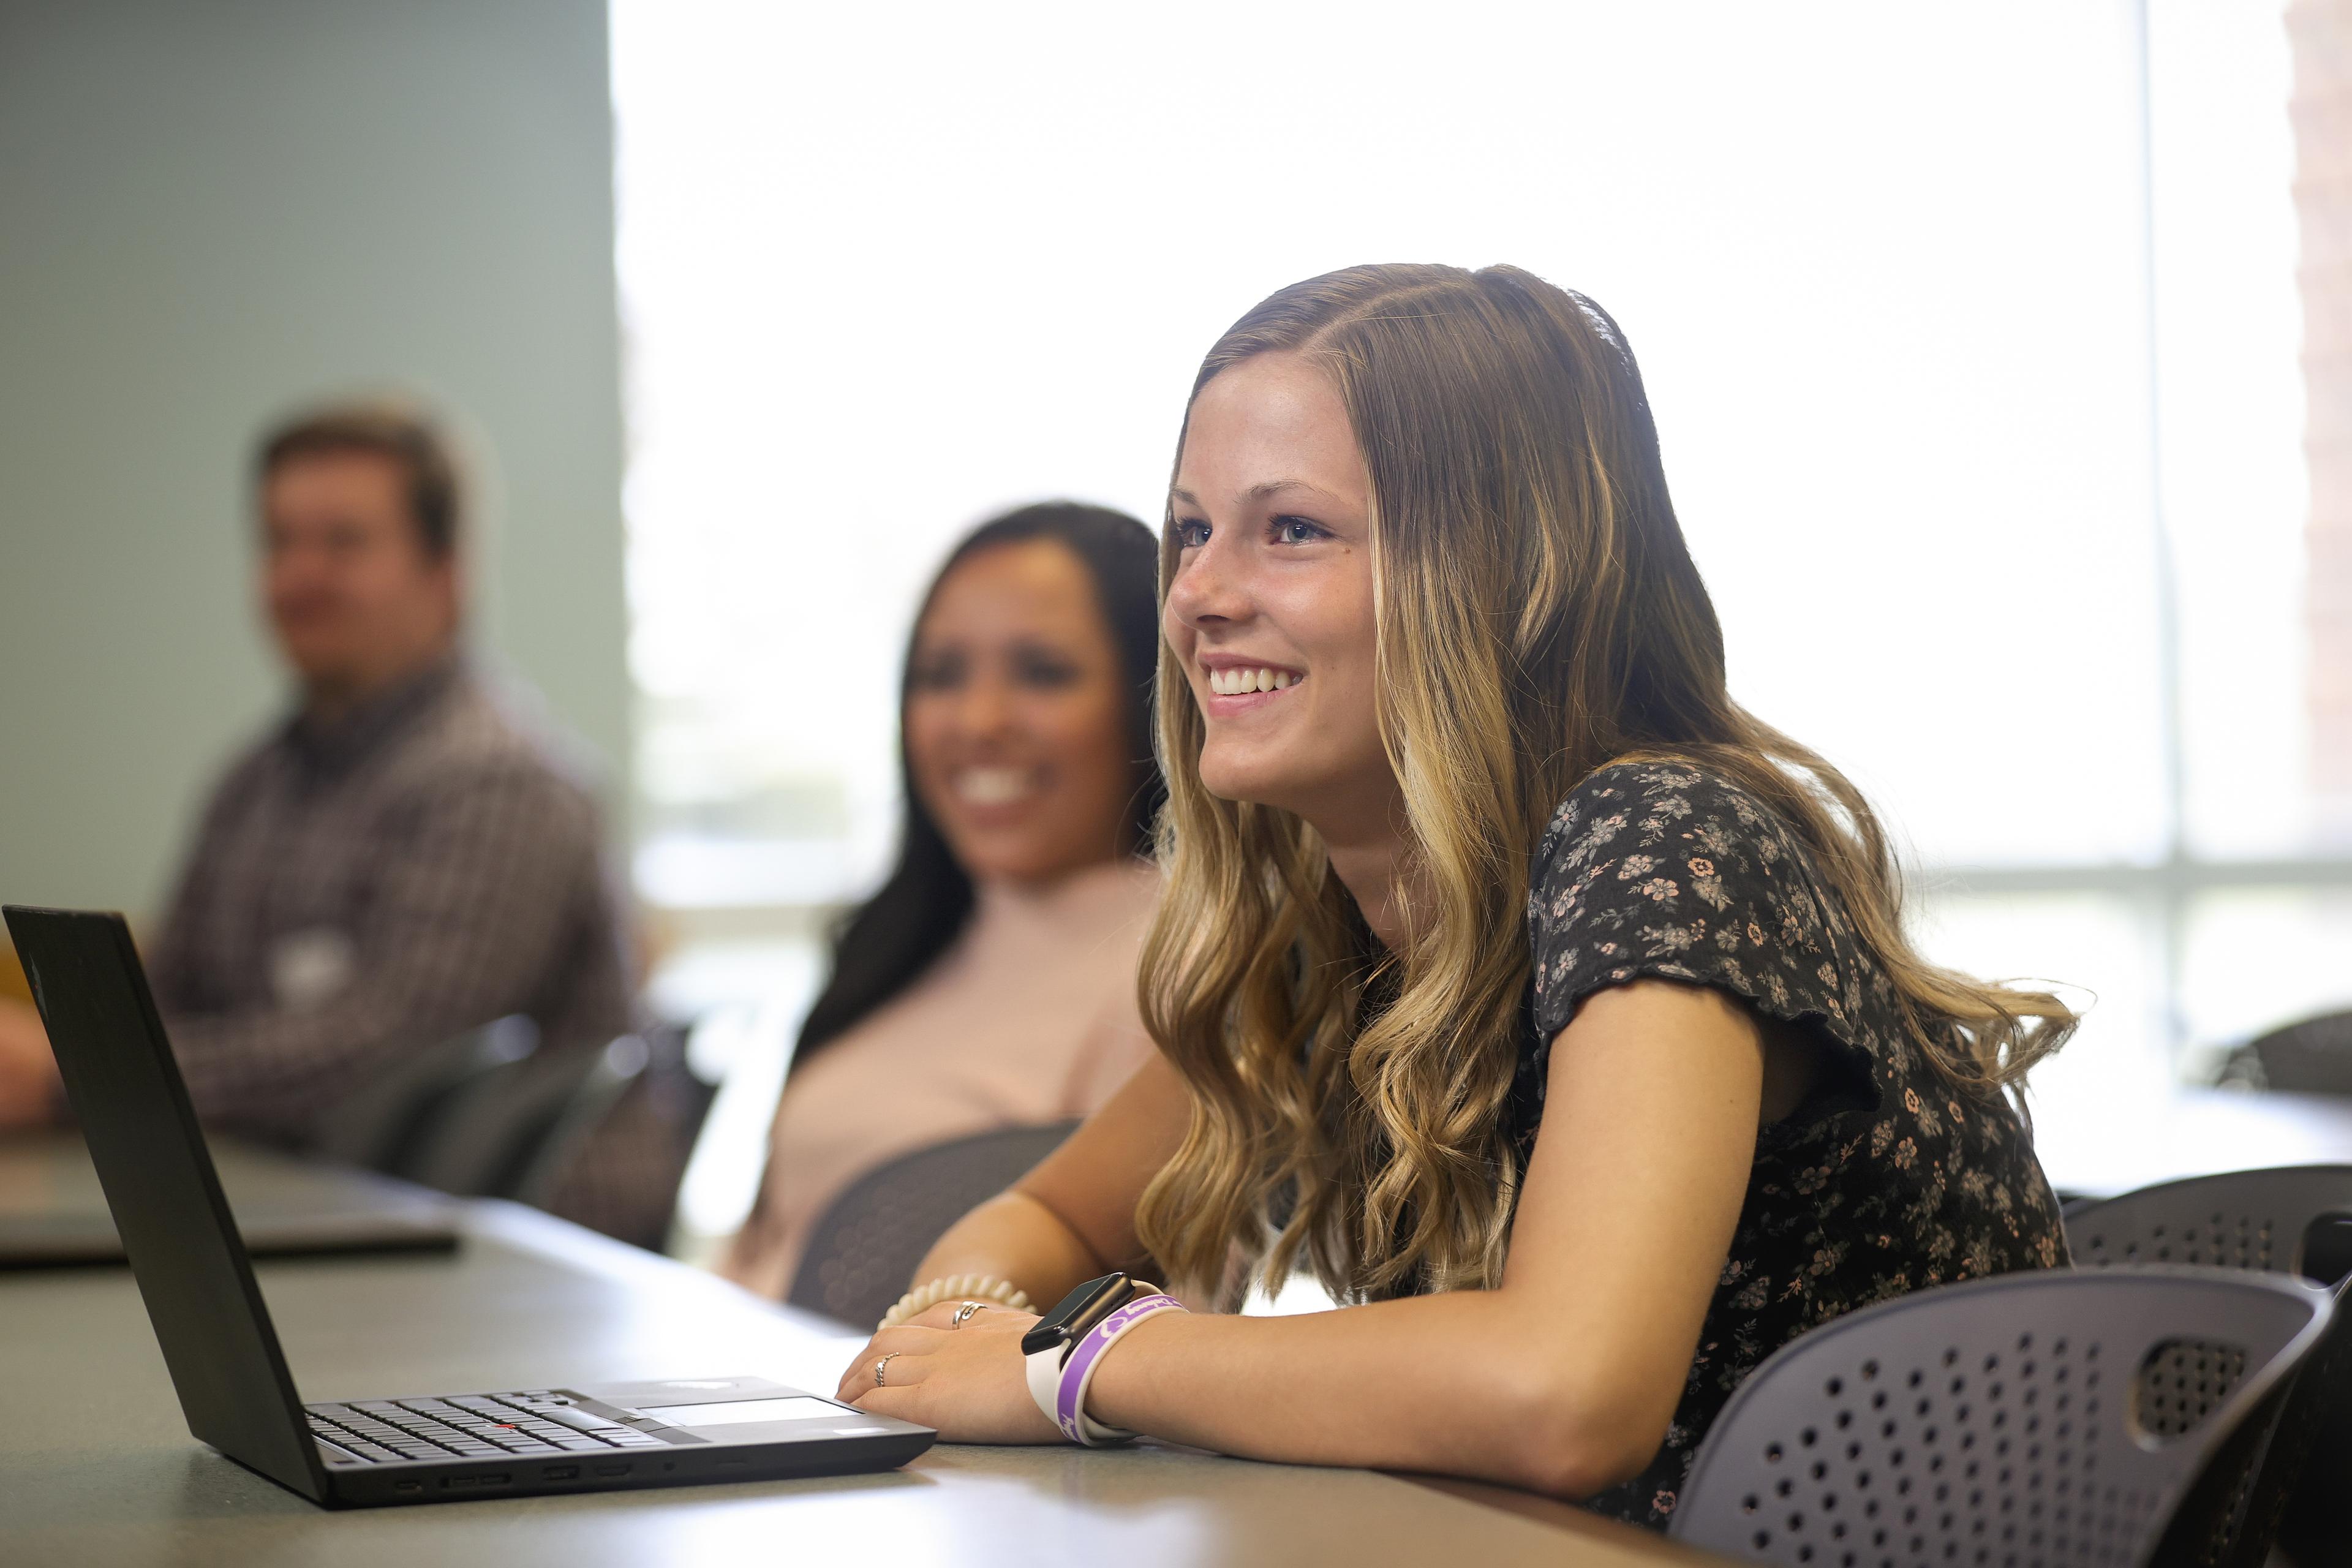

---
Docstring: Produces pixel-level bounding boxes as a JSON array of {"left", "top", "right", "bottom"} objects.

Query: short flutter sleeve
[
  {"left": 1523, "top": 760, "right": 1888, "bottom": 1120},
  {"left": 1509, "top": 761, "right": 2068, "bottom": 1532}
]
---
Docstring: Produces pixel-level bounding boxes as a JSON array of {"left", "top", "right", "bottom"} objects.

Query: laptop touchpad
[{"left": 635, "top": 1396, "right": 847, "bottom": 1430}]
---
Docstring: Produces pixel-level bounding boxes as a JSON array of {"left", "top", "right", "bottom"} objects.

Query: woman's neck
[
  {"left": 974, "top": 853, "right": 1144, "bottom": 908},
  {"left": 1318, "top": 815, "right": 1417, "bottom": 954}
]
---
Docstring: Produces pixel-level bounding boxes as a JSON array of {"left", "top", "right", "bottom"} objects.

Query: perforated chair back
[
  {"left": 582, "top": 1020, "right": 719, "bottom": 1251},
  {"left": 508, "top": 1035, "right": 655, "bottom": 1209},
  {"left": 1670, "top": 1268, "right": 2331, "bottom": 1568},
  {"left": 2067, "top": 1167, "right": 2352, "bottom": 1565},
  {"left": 788, "top": 1121, "right": 1079, "bottom": 1329},
  {"left": 2065, "top": 1166, "right": 2352, "bottom": 1279}
]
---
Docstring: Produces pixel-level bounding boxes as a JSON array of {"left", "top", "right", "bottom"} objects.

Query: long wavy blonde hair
[{"left": 1133, "top": 263, "right": 2076, "bottom": 1306}]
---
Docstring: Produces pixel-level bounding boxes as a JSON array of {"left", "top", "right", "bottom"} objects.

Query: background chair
[
  {"left": 2215, "top": 1011, "right": 2352, "bottom": 1097},
  {"left": 1669, "top": 1267, "right": 2333, "bottom": 1568},
  {"left": 788, "top": 1120, "right": 1079, "bottom": 1329},
  {"left": 399, "top": 1033, "right": 647, "bottom": 1204},
  {"left": 535, "top": 1019, "right": 721, "bottom": 1251},
  {"left": 2066, "top": 1167, "right": 2352, "bottom": 1567},
  {"left": 311, "top": 1015, "right": 544, "bottom": 1178},
  {"left": 310, "top": 1016, "right": 719, "bottom": 1251}
]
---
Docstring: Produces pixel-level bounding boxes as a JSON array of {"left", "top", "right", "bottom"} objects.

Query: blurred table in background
[
  {"left": 0, "top": 1142, "right": 1699, "bottom": 1568},
  {"left": 0, "top": 1130, "right": 459, "bottom": 1266},
  {"left": 2032, "top": 1087, "right": 2352, "bottom": 1199}
]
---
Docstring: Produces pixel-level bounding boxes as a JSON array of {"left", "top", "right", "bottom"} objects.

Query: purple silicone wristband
[{"left": 1054, "top": 1292, "right": 1182, "bottom": 1441}]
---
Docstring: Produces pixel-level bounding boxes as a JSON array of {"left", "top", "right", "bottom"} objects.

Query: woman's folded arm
[
  {"left": 1079, "top": 981, "right": 1765, "bottom": 1495},
  {"left": 856, "top": 980, "right": 1772, "bottom": 1499}
]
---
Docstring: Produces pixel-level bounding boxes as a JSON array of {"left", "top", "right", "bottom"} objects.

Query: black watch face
[
  {"left": 1019, "top": 1323, "right": 1069, "bottom": 1357},
  {"left": 1020, "top": 1272, "right": 1129, "bottom": 1357}
]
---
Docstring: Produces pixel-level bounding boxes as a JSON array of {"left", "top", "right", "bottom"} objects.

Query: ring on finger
[
  {"left": 875, "top": 1351, "right": 901, "bottom": 1388},
  {"left": 949, "top": 1300, "right": 990, "bottom": 1329}
]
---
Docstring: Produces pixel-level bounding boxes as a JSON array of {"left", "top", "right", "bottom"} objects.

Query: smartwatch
[
  {"left": 1022, "top": 1272, "right": 1142, "bottom": 1444},
  {"left": 1022, "top": 1272, "right": 1138, "bottom": 1362}
]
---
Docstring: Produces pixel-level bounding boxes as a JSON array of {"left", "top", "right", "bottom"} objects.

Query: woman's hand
[{"left": 835, "top": 1301, "right": 1061, "bottom": 1443}]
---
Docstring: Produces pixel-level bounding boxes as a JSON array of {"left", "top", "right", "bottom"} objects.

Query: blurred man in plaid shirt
[{"left": 0, "top": 403, "right": 668, "bottom": 1241}]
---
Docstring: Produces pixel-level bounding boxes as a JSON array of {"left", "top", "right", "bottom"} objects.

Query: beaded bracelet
[{"left": 876, "top": 1272, "right": 1033, "bottom": 1332}]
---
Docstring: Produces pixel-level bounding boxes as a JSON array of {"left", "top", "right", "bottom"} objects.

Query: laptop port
[
  {"left": 478, "top": 1473, "right": 510, "bottom": 1487},
  {"left": 541, "top": 1465, "right": 579, "bottom": 1480},
  {"left": 592, "top": 1463, "right": 631, "bottom": 1477},
  {"left": 394, "top": 1481, "right": 423, "bottom": 1494}
]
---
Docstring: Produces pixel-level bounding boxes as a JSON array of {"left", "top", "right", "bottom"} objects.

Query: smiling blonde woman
[{"left": 835, "top": 264, "right": 2075, "bottom": 1528}]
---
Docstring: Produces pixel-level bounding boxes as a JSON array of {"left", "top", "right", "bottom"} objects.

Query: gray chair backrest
[
  {"left": 510, "top": 1035, "right": 653, "bottom": 1210},
  {"left": 2064, "top": 1165, "right": 2352, "bottom": 1281},
  {"left": 312, "top": 1017, "right": 708, "bottom": 1248},
  {"left": 2222, "top": 1011, "right": 2352, "bottom": 1097},
  {"left": 1670, "top": 1267, "right": 2332, "bottom": 1568},
  {"left": 788, "top": 1121, "right": 1079, "bottom": 1329},
  {"left": 556, "top": 1020, "right": 720, "bottom": 1251},
  {"left": 401, "top": 1035, "right": 645, "bottom": 1201},
  {"left": 310, "top": 1014, "right": 540, "bottom": 1172},
  {"left": 2067, "top": 1167, "right": 2352, "bottom": 1566}
]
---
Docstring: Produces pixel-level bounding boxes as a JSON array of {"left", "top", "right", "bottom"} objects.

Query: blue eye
[
  {"left": 1175, "top": 518, "right": 1211, "bottom": 548},
  {"left": 1274, "top": 516, "right": 1324, "bottom": 544}
]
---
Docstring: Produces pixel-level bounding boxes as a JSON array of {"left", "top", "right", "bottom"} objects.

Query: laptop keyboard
[{"left": 307, "top": 1392, "right": 669, "bottom": 1466}]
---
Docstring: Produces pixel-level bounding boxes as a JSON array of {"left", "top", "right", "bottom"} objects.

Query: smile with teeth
[
  {"left": 1207, "top": 666, "right": 1302, "bottom": 696},
  {"left": 953, "top": 766, "right": 1038, "bottom": 806}
]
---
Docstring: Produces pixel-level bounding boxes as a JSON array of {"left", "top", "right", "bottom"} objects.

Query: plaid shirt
[{"left": 146, "top": 657, "right": 644, "bottom": 1204}]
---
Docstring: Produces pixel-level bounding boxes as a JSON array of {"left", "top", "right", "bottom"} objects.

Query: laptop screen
[{"left": 3, "top": 907, "right": 324, "bottom": 1501}]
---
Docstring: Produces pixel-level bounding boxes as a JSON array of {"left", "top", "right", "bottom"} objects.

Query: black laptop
[{"left": 4, "top": 905, "right": 935, "bottom": 1507}]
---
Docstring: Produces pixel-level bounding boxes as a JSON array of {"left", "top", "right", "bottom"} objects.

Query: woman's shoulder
[
  {"left": 1533, "top": 758, "right": 1793, "bottom": 879},
  {"left": 1525, "top": 756, "right": 1867, "bottom": 1044}
]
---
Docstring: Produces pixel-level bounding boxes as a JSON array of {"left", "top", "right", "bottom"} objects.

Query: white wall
[{"left": 0, "top": 0, "right": 628, "bottom": 916}]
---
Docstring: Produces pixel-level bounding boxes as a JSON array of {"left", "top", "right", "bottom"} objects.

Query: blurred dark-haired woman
[{"left": 720, "top": 502, "right": 1166, "bottom": 1300}]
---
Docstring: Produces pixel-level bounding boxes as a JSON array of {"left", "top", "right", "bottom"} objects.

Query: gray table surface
[
  {"left": 0, "top": 1140, "right": 1694, "bottom": 1568},
  {"left": 15, "top": 1084, "right": 2352, "bottom": 1566}
]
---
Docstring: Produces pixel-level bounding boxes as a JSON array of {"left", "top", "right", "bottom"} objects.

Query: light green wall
[{"left": 0, "top": 0, "right": 630, "bottom": 916}]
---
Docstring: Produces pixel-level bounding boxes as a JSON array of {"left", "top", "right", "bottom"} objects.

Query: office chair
[
  {"left": 788, "top": 1120, "right": 1080, "bottom": 1329},
  {"left": 619, "top": 1019, "right": 722, "bottom": 1246},
  {"left": 404, "top": 1033, "right": 648, "bottom": 1202},
  {"left": 310, "top": 1014, "right": 543, "bottom": 1176},
  {"left": 312, "top": 1017, "right": 712, "bottom": 1249},
  {"left": 1670, "top": 1267, "right": 2332, "bottom": 1568},
  {"left": 2215, "top": 1011, "right": 2352, "bottom": 1097},
  {"left": 2067, "top": 1167, "right": 2352, "bottom": 1566},
  {"left": 529, "top": 1020, "right": 720, "bottom": 1251}
]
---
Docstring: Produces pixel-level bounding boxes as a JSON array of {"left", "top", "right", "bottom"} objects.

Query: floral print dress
[{"left": 1510, "top": 761, "right": 2066, "bottom": 1529}]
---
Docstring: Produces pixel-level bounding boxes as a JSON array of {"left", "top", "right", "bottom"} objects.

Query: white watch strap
[
  {"left": 1023, "top": 1340, "right": 1134, "bottom": 1445},
  {"left": 1023, "top": 1341, "right": 1063, "bottom": 1430}
]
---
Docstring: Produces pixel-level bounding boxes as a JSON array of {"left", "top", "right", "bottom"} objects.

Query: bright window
[{"left": 612, "top": 1, "right": 2339, "bottom": 1242}]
